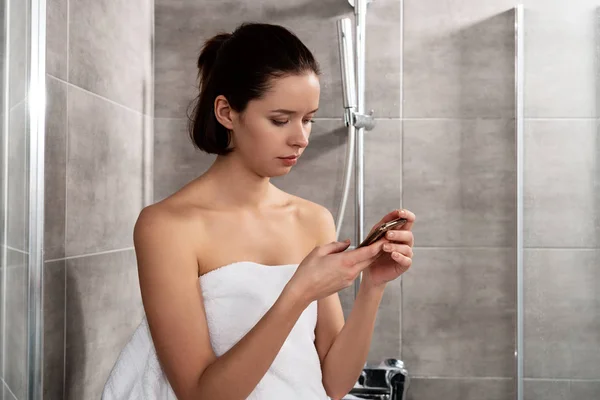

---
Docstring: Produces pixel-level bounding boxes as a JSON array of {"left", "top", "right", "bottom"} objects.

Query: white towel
[{"left": 102, "top": 261, "right": 330, "bottom": 400}]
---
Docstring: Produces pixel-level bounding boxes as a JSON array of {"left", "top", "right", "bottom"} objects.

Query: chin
[{"left": 270, "top": 166, "right": 293, "bottom": 177}]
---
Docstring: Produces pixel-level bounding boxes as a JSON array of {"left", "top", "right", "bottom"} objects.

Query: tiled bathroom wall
[
  {"left": 154, "top": 1, "right": 600, "bottom": 400},
  {"left": 42, "top": 0, "right": 153, "bottom": 398},
  {"left": 38, "top": 0, "right": 600, "bottom": 399}
]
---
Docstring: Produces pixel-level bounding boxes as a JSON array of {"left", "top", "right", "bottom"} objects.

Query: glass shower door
[{"left": 1, "top": 0, "right": 45, "bottom": 398}]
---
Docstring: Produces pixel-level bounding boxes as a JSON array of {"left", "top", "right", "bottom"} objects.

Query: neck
[{"left": 199, "top": 153, "right": 275, "bottom": 210}]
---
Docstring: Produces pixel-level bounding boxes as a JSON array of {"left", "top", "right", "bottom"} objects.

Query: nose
[{"left": 290, "top": 122, "right": 310, "bottom": 148}]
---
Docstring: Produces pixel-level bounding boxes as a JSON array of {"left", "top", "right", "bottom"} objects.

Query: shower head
[{"left": 336, "top": 18, "right": 356, "bottom": 110}]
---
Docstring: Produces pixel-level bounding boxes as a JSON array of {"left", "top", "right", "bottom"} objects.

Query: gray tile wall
[
  {"left": 42, "top": 0, "right": 153, "bottom": 397},
  {"left": 35, "top": 0, "right": 600, "bottom": 399},
  {"left": 401, "top": 1, "right": 517, "bottom": 398},
  {"left": 522, "top": 0, "right": 600, "bottom": 398}
]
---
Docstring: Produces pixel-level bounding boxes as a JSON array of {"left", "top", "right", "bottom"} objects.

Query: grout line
[
  {"left": 2, "top": 378, "right": 18, "bottom": 400},
  {"left": 402, "top": 117, "right": 514, "bottom": 121},
  {"left": 45, "top": 247, "right": 135, "bottom": 263},
  {"left": 1, "top": 0, "right": 10, "bottom": 380},
  {"left": 64, "top": 1, "right": 70, "bottom": 390},
  {"left": 400, "top": 117, "right": 599, "bottom": 121},
  {"left": 412, "top": 246, "right": 600, "bottom": 251},
  {"left": 8, "top": 98, "right": 26, "bottom": 115},
  {"left": 410, "top": 376, "right": 514, "bottom": 381},
  {"left": 48, "top": 74, "right": 149, "bottom": 118},
  {"left": 5, "top": 245, "right": 28, "bottom": 255},
  {"left": 148, "top": 0, "right": 156, "bottom": 206},
  {"left": 399, "top": 0, "right": 405, "bottom": 361},
  {"left": 62, "top": 257, "right": 67, "bottom": 398},
  {"left": 66, "top": 0, "right": 69, "bottom": 83},
  {"left": 523, "top": 378, "right": 600, "bottom": 382},
  {"left": 524, "top": 247, "right": 600, "bottom": 251},
  {"left": 525, "top": 117, "right": 600, "bottom": 121}
]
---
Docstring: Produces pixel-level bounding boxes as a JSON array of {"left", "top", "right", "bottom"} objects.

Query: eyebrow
[{"left": 270, "top": 108, "right": 319, "bottom": 115}]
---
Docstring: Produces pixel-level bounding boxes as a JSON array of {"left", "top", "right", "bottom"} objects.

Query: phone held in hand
[{"left": 356, "top": 217, "right": 408, "bottom": 248}]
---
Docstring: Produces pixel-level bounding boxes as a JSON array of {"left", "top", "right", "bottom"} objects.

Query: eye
[
  {"left": 271, "top": 119, "right": 289, "bottom": 126},
  {"left": 303, "top": 119, "right": 315, "bottom": 125}
]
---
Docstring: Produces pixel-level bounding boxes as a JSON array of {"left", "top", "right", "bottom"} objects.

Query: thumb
[{"left": 319, "top": 239, "right": 352, "bottom": 255}]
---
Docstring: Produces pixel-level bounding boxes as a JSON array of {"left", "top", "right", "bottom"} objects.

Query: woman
[{"left": 103, "top": 22, "right": 415, "bottom": 400}]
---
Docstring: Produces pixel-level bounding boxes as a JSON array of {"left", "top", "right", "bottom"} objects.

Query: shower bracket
[
  {"left": 344, "top": 108, "right": 376, "bottom": 131},
  {"left": 347, "top": 0, "right": 374, "bottom": 8}
]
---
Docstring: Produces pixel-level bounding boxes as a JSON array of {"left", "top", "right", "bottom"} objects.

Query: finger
[
  {"left": 384, "top": 230, "right": 414, "bottom": 247},
  {"left": 367, "top": 209, "right": 404, "bottom": 236},
  {"left": 382, "top": 243, "right": 413, "bottom": 258},
  {"left": 390, "top": 251, "right": 413, "bottom": 269},
  {"left": 397, "top": 209, "right": 416, "bottom": 231},
  {"left": 343, "top": 240, "right": 385, "bottom": 266},
  {"left": 318, "top": 239, "right": 352, "bottom": 255}
]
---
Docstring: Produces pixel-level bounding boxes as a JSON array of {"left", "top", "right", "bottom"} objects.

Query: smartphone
[{"left": 357, "top": 217, "right": 408, "bottom": 248}]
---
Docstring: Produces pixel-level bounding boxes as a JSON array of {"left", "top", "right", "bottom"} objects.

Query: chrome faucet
[{"left": 344, "top": 358, "right": 409, "bottom": 400}]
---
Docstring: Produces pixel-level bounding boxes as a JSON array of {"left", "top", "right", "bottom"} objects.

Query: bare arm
[
  {"left": 314, "top": 207, "right": 385, "bottom": 399},
  {"left": 135, "top": 206, "right": 312, "bottom": 400}
]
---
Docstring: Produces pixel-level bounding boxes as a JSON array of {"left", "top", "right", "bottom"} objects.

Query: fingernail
[
  {"left": 397, "top": 209, "right": 404, "bottom": 215},
  {"left": 393, "top": 252, "right": 401, "bottom": 259},
  {"left": 387, "top": 231, "right": 395, "bottom": 238},
  {"left": 383, "top": 243, "right": 391, "bottom": 251}
]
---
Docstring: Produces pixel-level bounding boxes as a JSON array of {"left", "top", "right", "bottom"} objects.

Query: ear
[{"left": 214, "top": 95, "right": 235, "bottom": 131}]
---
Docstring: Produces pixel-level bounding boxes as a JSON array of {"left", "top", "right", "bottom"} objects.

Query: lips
[{"left": 279, "top": 155, "right": 299, "bottom": 159}]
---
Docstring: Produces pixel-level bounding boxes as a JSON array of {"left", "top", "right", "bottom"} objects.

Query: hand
[
  {"left": 286, "top": 238, "right": 385, "bottom": 304},
  {"left": 361, "top": 209, "right": 416, "bottom": 289}
]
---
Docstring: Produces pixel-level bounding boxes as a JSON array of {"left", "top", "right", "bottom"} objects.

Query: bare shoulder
[
  {"left": 282, "top": 192, "right": 337, "bottom": 245},
  {"left": 135, "top": 201, "right": 198, "bottom": 243},
  {"left": 133, "top": 197, "right": 206, "bottom": 273}
]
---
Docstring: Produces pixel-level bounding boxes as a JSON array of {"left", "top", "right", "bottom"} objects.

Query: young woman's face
[{"left": 230, "top": 72, "right": 320, "bottom": 177}]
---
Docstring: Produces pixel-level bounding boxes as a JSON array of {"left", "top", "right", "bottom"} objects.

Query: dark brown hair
[{"left": 188, "top": 23, "right": 320, "bottom": 155}]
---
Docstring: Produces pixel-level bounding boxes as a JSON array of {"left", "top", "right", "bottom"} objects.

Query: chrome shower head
[{"left": 336, "top": 17, "right": 356, "bottom": 110}]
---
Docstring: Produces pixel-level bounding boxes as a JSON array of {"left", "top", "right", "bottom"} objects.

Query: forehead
[{"left": 252, "top": 73, "right": 320, "bottom": 111}]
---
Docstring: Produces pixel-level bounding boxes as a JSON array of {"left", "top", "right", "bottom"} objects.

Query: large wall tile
[
  {"left": 153, "top": 118, "right": 215, "bottom": 202},
  {"left": 403, "top": 119, "right": 516, "bottom": 247},
  {"left": 65, "top": 250, "right": 143, "bottom": 400},
  {"left": 524, "top": 249, "right": 600, "bottom": 379},
  {"left": 402, "top": 248, "right": 516, "bottom": 377},
  {"left": 523, "top": 1, "right": 600, "bottom": 118},
  {"left": 45, "top": 76, "right": 67, "bottom": 260},
  {"left": 155, "top": 0, "right": 400, "bottom": 119},
  {"left": 44, "top": 260, "right": 66, "bottom": 400},
  {"left": 524, "top": 379, "right": 600, "bottom": 400},
  {"left": 338, "top": 279, "right": 403, "bottom": 366},
  {"left": 368, "top": 277, "right": 402, "bottom": 365},
  {"left": 4, "top": 249, "right": 28, "bottom": 399},
  {"left": 154, "top": 0, "right": 243, "bottom": 119},
  {"left": 66, "top": 86, "right": 145, "bottom": 256},
  {"left": 524, "top": 120, "right": 600, "bottom": 248},
  {"left": 403, "top": 1, "right": 515, "bottom": 118},
  {"left": 7, "top": 101, "right": 28, "bottom": 252},
  {"left": 407, "top": 378, "right": 514, "bottom": 400},
  {"left": 365, "top": 0, "right": 402, "bottom": 118},
  {"left": 69, "top": 0, "right": 152, "bottom": 113},
  {"left": 46, "top": 0, "right": 68, "bottom": 80}
]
